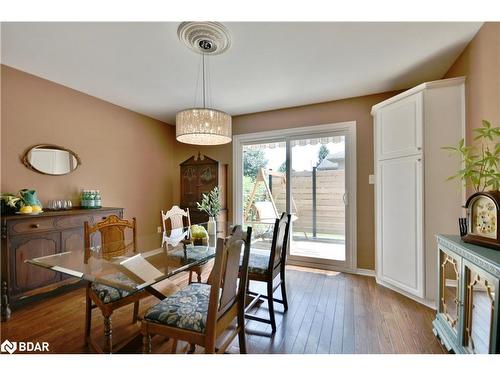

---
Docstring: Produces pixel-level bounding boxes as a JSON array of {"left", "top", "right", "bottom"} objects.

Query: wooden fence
[{"left": 271, "top": 170, "right": 345, "bottom": 236}]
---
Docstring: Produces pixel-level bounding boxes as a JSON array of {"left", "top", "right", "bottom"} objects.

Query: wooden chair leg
[
  {"left": 237, "top": 308, "right": 247, "bottom": 354},
  {"left": 267, "top": 281, "right": 277, "bottom": 333},
  {"left": 132, "top": 301, "right": 139, "bottom": 324},
  {"left": 205, "top": 341, "right": 216, "bottom": 354},
  {"left": 84, "top": 289, "right": 92, "bottom": 343},
  {"left": 188, "top": 270, "right": 193, "bottom": 284},
  {"left": 280, "top": 271, "right": 289, "bottom": 312},
  {"left": 171, "top": 339, "right": 178, "bottom": 354},
  {"left": 103, "top": 314, "right": 113, "bottom": 353},
  {"left": 142, "top": 332, "right": 152, "bottom": 353}
]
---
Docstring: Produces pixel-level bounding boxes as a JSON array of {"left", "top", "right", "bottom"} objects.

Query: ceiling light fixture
[{"left": 175, "top": 22, "right": 232, "bottom": 146}]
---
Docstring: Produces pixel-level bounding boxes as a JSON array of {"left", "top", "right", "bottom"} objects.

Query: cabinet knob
[
  {"left": 31, "top": 224, "right": 40, "bottom": 228},
  {"left": 102, "top": 217, "right": 107, "bottom": 220},
  {"left": 417, "top": 147, "right": 422, "bottom": 150}
]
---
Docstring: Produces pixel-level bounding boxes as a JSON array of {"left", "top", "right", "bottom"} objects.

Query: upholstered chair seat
[
  {"left": 91, "top": 273, "right": 138, "bottom": 304},
  {"left": 241, "top": 249, "right": 271, "bottom": 275},
  {"left": 144, "top": 283, "right": 211, "bottom": 333}
]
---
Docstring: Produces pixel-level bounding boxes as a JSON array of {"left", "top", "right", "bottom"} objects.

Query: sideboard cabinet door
[
  {"left": 463, "top": 260, "right": 499, "bottom": 354},
  {"left": 437, "top": 248, "right": 462, "bottom": 342},
  {"left": 10, "top": 232, "right": 61, "bottom": 295}
]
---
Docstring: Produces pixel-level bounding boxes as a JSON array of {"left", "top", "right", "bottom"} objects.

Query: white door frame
[{"left": 232, "top": 121, "right": 357, "bottom": 271}]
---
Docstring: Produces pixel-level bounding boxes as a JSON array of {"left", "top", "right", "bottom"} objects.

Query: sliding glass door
[
  {"left": 234, "top": 122, "right": 356, "bottom": 271},
  {"left": 288, "top": 135, "right": 346, "bottom": 263}
]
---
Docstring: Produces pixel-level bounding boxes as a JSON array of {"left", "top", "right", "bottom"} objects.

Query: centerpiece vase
[{"left": 207, "top": 216, "right": 217, "bottom": 247}]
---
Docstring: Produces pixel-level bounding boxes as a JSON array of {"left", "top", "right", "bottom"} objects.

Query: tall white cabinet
[{"left": 372, "top": 77, "right": 465, "bottom": 307}]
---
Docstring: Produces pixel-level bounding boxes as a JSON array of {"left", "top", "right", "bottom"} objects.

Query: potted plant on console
[
  {"left": 196, "top": 187, "right": 222, "bottom": 247},
  {"left": 444, "top": 120, "right": 500, "bottom": 249}
]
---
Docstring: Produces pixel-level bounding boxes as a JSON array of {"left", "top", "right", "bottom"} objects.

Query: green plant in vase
[
  {"left": 196, "top": 187, "right": 222, "bottom": 246},
  {"left": 443, "top": 120, "right": 500, "bottom": 192}
]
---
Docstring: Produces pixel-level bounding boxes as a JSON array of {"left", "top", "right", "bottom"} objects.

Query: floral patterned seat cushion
[
  {"left": 241, "top": 249, "right": 271, "bottom": 275},
  {"left": 144, "top": 283, "right": 211, "bottom": 333},
  {"left": 91, "top": 273, "right": 138, "bottom": 304}
]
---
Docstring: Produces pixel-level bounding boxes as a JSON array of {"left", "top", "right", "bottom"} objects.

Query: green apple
[{"left": 191, "top": 225, "right": 208, "bottom": 239}]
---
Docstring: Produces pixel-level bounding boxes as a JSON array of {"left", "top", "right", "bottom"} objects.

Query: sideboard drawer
[
  {"left": 8, "top": 217, "right": 56, "bottom": 236},
  {"left": 92, "top": 210, "right": 123, "bottom": 223},
  {"left": 55, "top": 215, "right": 93, "bottom": 230}
]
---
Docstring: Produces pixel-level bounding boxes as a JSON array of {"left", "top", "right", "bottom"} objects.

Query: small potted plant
[
  {"left": 443, "top": 120, "right": 500, "bottom": 193},
  {"left": 196, "top": 187, "right": 222, "bottom": 246},
  {"left": 443, "top": 120, "right": 500, "bottom": 236}
]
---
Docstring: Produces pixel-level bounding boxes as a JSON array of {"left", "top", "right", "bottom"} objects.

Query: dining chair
[
  {"left": 141, "top": 225, "right": 252, "bottom": 354},
  {"left": 84, "top": 214, "right": 149, "bottom": 353},
  {"left": 243, "top": 212, "right": 291, "bottom": 333},
  {"left": 161, "top": 205, "right": 207, "bottom": 283}
]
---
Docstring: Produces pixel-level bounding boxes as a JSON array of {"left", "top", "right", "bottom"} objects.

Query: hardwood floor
[{"left": 0, "top": 266, "right": 445, "bottom": 354}]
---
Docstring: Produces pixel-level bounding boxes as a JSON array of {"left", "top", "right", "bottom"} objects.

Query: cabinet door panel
[
  {"left": 463, "top": 261, "right": 499, "bottom": 354},
  {"left": 11, "top": 233, "right": 60, "bottom": 293},
  {"left": 377, "top": 155, "right": 424, "bottom": 297},
  {"left": 438, "top": 248, "right": 461, "bottom": 336},
  {"left": 376, "top": 92, "right": 423, "bottom": 160}
]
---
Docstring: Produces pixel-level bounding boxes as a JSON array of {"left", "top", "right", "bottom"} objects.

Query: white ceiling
[{"left": 1, "top": 22, "right": 482, "bottom": 124}]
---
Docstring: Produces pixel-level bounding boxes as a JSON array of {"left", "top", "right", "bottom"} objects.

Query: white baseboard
[
  {"left": 375, "top": 277, "right": 436, "bottom": 310},
  {"left": 353, "top": 268, "right": 376, "bottom": 277},
  {"left": 286, "top": 259, "right": 375, "bottom": 277}
]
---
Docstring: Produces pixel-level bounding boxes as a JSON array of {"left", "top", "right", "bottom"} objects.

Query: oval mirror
[{"left": 22, "top": 144, "right": 81, "bottom": 176}]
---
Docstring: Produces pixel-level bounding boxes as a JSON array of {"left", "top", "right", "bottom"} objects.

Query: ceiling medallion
[
  {"left": 177, "top": 22, "right": 231, "bottom": 56},
  {"left": 175, "top": 22, "right": 232, "bottom": 146}
]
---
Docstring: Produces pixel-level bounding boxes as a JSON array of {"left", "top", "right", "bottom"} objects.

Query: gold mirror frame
[{"left": 21, "top": 144, "right": 82, "bottom": 176}]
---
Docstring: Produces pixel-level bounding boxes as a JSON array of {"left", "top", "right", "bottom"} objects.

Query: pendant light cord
[{"left": 202, "top": 52, "right": 206, "bottom": 109}]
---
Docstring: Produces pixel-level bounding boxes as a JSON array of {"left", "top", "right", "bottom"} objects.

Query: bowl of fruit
[
  {"left": 1, "top": 189, "right": 44, "bottom": 215},
  {"left": 17, "top": 204, "right": 44, "bottom": 215}
]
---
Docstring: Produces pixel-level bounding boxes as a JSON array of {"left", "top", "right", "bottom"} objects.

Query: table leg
[
  {"left": 145, "top": 285, "right": 167, "bottom": 300},
  {"left": 1, "top": 281, "right": 11, "bottom": 322}
]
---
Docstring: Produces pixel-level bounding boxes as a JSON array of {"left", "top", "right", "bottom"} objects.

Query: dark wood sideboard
[{"left": 1, "top": 207, "right": 123, "bottom": 321}]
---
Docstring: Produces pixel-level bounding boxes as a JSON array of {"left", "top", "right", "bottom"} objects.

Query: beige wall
[
  {"left": 1, "top": 65, "right": 176, "bottom": 236},
  {"left": 444, "top": 22, "right": 500, "bottom": 142}
]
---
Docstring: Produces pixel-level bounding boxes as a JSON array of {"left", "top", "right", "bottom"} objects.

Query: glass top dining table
[{"left": 25, "top": 221, "right": 275, "bottom": 298}]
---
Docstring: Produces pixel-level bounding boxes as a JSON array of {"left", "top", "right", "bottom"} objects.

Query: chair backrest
[
  {"left": 206, "top": 225, "right": 252, "bottom": 326},
  {"left": 268, "top": 213, "right": 291, "bottom": 271},
  {"left": 84, "top": 215, "right": 136, "bottom": 262},
  {"left": 161, "top": 205, "right": 191, "bottom": 247},
  {"left": 161, "top": 205, "right": 191, "bottom": 231}
]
